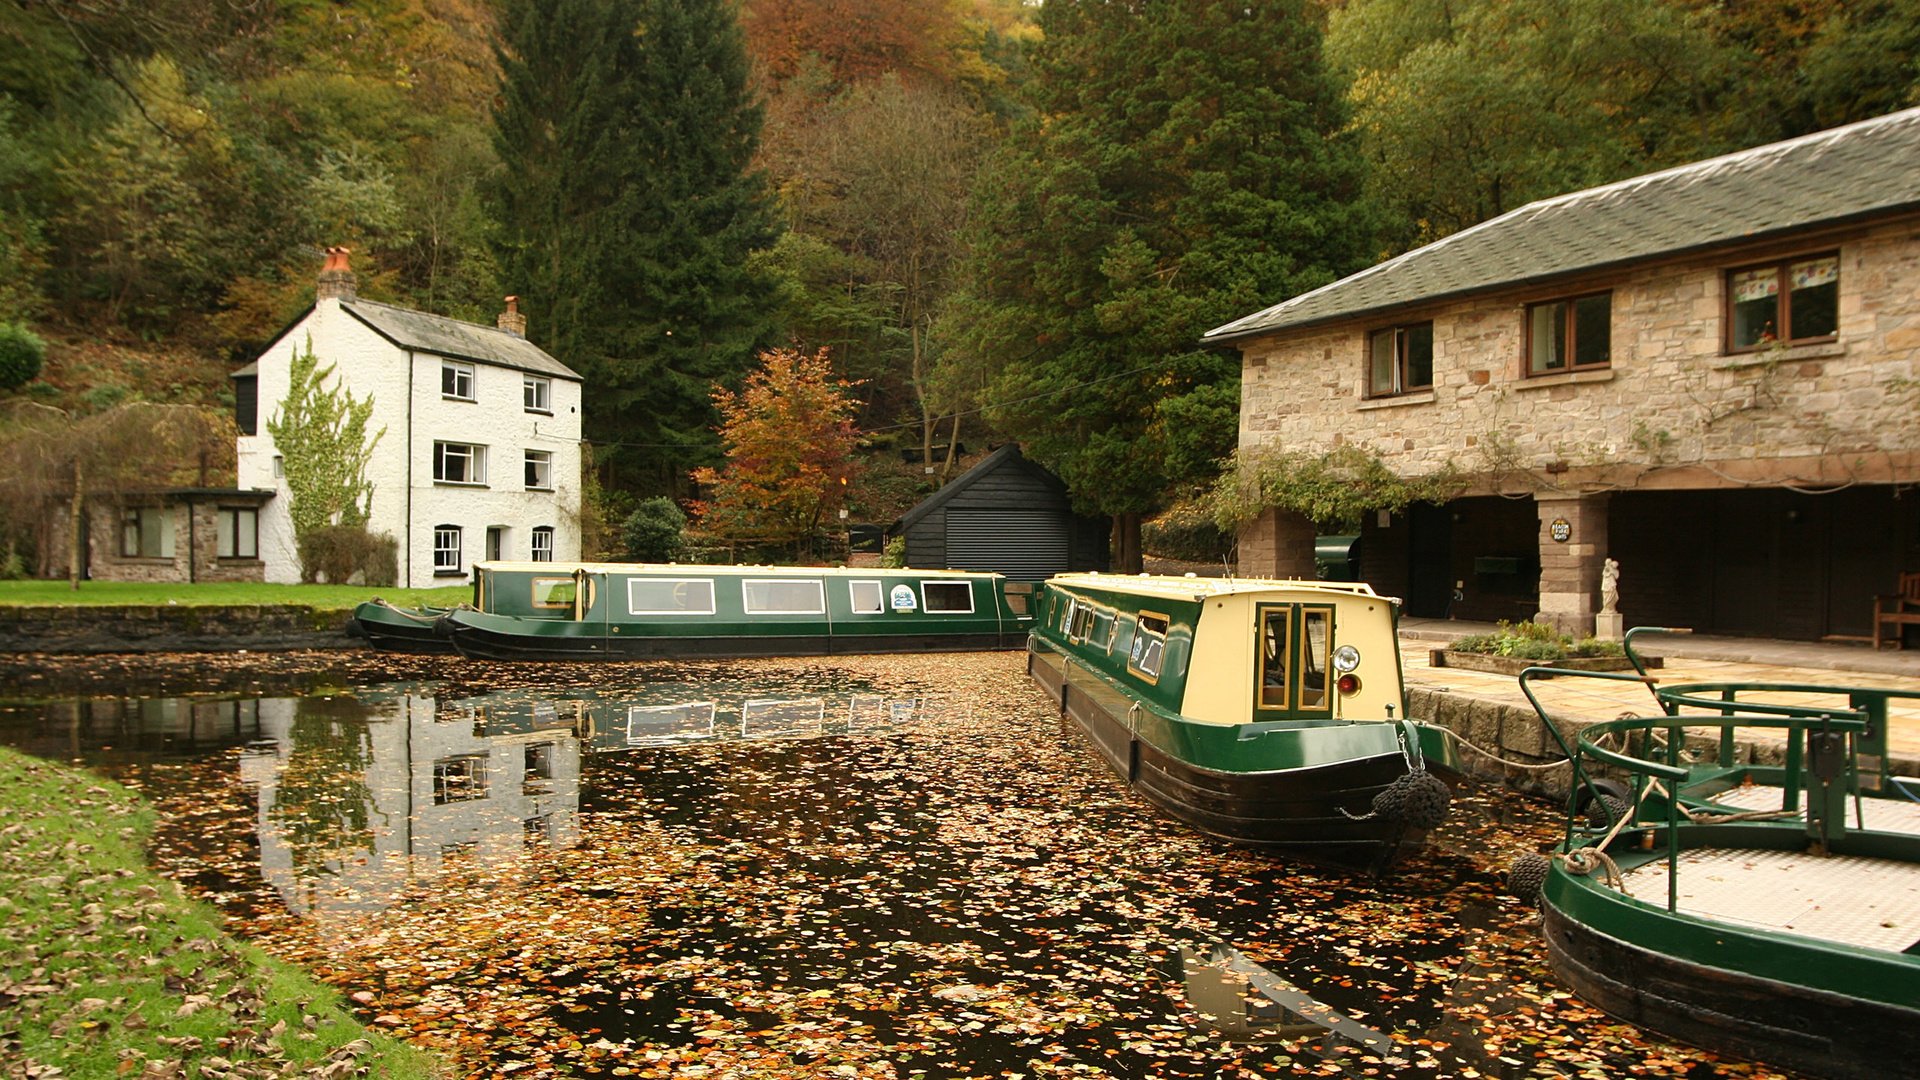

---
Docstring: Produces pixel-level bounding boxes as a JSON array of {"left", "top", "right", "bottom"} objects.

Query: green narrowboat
[
  {"left": 1027, "top": 573, "right": 1456, "bottom": 872},
  {"left": 349, "top": 598, "right": 464, "bottom": 653},
  {"left": 434, "top": 562, "right": 1035, "bottom": 661},
  {"left": 1514, "top": 697, "right": 1920, "bottom": 1079}
]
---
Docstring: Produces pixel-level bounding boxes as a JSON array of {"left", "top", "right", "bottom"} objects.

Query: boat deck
[
  {"left": 1704, "top": 783, "right": 1920, "bottom": 834},
  {"left": 1618, "top": 847, "right": 1920, "bottom": 953}
]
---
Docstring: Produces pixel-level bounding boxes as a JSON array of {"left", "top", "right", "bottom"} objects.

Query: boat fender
[
  {"left": 1369, "top": 771, "right": 1452, "bottom": 830},
  {"left": 1506, "top": 852, "right": 1550, "bottom": 903}
]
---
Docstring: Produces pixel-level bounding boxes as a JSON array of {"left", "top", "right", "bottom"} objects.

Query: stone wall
[
  {"left": 0, "top": 605, "right": 354, "bottom": 653},
  {"left": 72, "top": 501, "right": 268, "bottom": 585}
]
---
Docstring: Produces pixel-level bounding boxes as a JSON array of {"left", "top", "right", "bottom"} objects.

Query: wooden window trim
[
  {"left": 1365, "top": 322, "right": 1435, "bottom": 399},
  {"left": 1724, "top": 252, "right": 1840, "bottom": 354},
  {"left": 1523, "top": 292, "right": 1612, "bottom": 377}
]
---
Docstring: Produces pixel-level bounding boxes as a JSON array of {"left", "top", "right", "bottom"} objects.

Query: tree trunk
[
  {"left": 1113, "top": 511, "right": 1143, "bottom": 574},
  {"left": 68, "top": 459, "right": 84, "bottom": 591},
  {"left": 938, "top": 414, "right": 962, "bottom": 481}
]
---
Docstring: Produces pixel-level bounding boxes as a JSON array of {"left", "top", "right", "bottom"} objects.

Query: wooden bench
[{"left": 1874, "top": 572, "right": 1920, "bottom": 650}]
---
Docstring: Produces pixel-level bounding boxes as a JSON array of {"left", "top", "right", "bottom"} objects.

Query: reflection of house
[
  {"left": 892, "top": 444, "right": 1110, "bottom": 581},
  {"left": 1207, "top": 108, "right": 1920, "bottom": 639},
  {"left": 232, "top": 249, "right": 584, "bottom": 587}
]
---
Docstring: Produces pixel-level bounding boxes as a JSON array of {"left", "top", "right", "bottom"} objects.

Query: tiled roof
[
  {"left": 1205, "top": 106, "right": 1920, "bottom": 344},
  {"left": 342, "top": 299, "right": 581, "bottom": 380}
]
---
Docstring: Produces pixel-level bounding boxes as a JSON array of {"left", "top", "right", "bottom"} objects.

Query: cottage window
[
  {"left": 1128, "top": 612, "right": 1169, "bottom": 680},
  {"left": 120, "top": 507, "right": 174, "bottom": 559},
  {"left": 524, "top": 376, "right": 551, "bottom": 413},
  {"left": 531, "top": 526, "right": 554, "bottom": 562},
  {"left": 433, "top": 525, "right": 462, "bottom": 574},
  {"left": 921, "top": 581, "right": 975, "bottom": 614},
  {"left": 217, "top": 507, "right": 257, "bottom": 559},
  {"left": 442, "top": 361, "right": 475, "bottom": 401},
  {"left": 1367, "top": 322, "right": 1433, "bottom": 397},
  {"left": 1728, "top": 254, "right": 1839, "bottom": 351},
  {"left": 628, "top": 577, "right": 716, "bottom": 615},
  {"left": 849, "top": 580, "right": 884, "bottom": 614},
  {"left": 1527, "top": 294, "right": 1611, "bottom": 375},
  {"left": 432, "top": 754, "right": 488, "bottom": 803},
  {"left": 434, "top": 441, "right": 486, "bottom": 484},
  {"left": 743, "top": 578, "right": 825, "bottom": 615},
  {"left": 524, "top": 448, "right": 553, "bottom": 490}
]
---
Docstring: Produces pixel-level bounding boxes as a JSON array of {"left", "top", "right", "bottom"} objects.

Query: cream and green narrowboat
[
  {"left": 433, "top": 562, "right": 1036, "bottom": 661},
  {"left": 1028, "top": 573, "right": 1455, "bottom": 871}
]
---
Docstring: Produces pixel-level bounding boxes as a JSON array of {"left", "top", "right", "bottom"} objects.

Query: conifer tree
[
  {"left": 488, "top": 0, "right": 783, "bottom": 493},
  {"left": 953, "top": 0, "right": 1377, "bottom": 569}
]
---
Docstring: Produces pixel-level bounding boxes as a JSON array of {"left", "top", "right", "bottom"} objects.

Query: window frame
[
  {"left": 524, "top": 448, "right": 554, "bottom": 491},
  {"left": 531, "top": 575, "right": 575, "bottom": 609},
  {"left": 120, "top": 506, "right": 175, "bottom": 559},
  {"left": 530, "top": 525, "right": 554, "bottom": 563},
  {"left": 441, "top": 360, "right": 476, "bottom": 402},
  {"left": 741, "top": 578, "right": 826, "bottom": 616},
  {"left": 920, "top": 580, "right": 975, "bottom": 614},
  {"left": 1253, "top": 603, "right": 1336, "bottom": 718},
  {"left": 626, "top": 577, "right": 717, "bottom": 616},
  {"left": 849, "top": 580, "right": 884, "bottom": 614},
  {"left": 1127, "top": 611, "right": 1170, "bottom": 683},
  {"left": 433, "top": 524, "right": 463, "bottom": 575},
  {"left": 1365, "top": 321, "right": 1435, "bottom": 398},
  {"left": 216, "top": 506, "right": 258, "bottom": 560},
  {"left": 524, "top": 375, "right": 552, "bottom": 414},
  {"left": 1725, "top": 253, "right": 1840, "bottom": 354},
  {"left": 1524, "top": 292, "right": 1613, "bottom": 376},
  {"left": 433, "top": 441, "right": 488, "bottom": 485}
]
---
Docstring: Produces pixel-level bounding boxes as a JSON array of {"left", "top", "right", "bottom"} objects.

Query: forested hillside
[{"left": 1, "top": 0, "right": 1915, "bottom": 560}]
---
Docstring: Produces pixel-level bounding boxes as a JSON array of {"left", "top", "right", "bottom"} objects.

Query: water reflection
[{"left": 1175, "top": 942, "right": 1393, "bottom": 1055}]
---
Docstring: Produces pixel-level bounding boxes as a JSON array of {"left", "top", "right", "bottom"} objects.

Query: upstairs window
[
  {"left": 434, "top": 441, "right": 487, "bottom": 484},
  {"left": 442, "top": 360, "right": 475, "bottom": 401},
  {"left": 1527, "top": 293, "right": 1611, "bottom": 375},
  {"left": 531, "top": 525, "right": 554, "bottom": 562},
  {"left": 524, "top": 448, "right": 553, "bottom": 490},
  {"left": 121, "top": 507, "right": 174, "bottom": 559},
  {"left": 524, "top": 375, "right": 551, "bottom": 413},
  {"left": 217, "top": 507, "right": 258, "bottom": 559},
  {"left": 1367, "top": 322, "right": 1433, "bottom": 397},
  {"left": 1728, "top": 255, "right": 1839, "bottom": 352}
]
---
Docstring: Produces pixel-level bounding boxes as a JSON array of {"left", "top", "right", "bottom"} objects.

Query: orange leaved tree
[{"left": 691, "top": 347, "right": 862, "bottom": 560}]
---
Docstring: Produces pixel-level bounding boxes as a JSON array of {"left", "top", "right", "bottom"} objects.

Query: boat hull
[
  {"left": 349, "top": 603, "right": 456, "bottom": 654},
  {"left": 1542, "top": 888, "right": 1920, "bottom": 1080},
  {"left": 444, "top": 613, "right": 1020, "bottom": 662},
  {"left": 1029, "top": 648, "right": 1432, "bottom": 871}
]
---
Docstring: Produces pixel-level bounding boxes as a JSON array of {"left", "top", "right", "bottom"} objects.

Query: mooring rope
[
  {"left": 370, "top": 597, "right": 472, "bottom": 622},
  {"left": 1428, "top": 725, "right": 1572, "bottom": 772}
]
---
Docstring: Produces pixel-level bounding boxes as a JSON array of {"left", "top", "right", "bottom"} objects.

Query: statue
[{"left": 1600, "top": 558, "right": 1620, "bottom": 615}]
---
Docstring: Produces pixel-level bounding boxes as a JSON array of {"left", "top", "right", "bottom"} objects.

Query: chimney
[
  {"left": 316, "top": 246, "right": 357, "bottom": 302},
  {"left": 497, "top": 295, "right": 527, "bottom": 337}
]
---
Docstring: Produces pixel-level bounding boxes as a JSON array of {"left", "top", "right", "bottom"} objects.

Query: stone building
[
  {"left": 1206, "top": 107, "right": 1920, "bottom": 641},
  {"left": 233, "top": 249, "right": 584, "bottom": 587}
]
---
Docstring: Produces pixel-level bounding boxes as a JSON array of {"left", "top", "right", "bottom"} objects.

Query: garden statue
[{"left": 1600, "top": 558, "right": 1620, "bottom": 615}]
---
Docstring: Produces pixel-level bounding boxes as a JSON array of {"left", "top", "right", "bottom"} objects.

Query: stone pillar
[
  {"left": 1535, "top": 493, "right": 1609, "bottom": 637},
  {"left": 1237, "top": 507, "right": 1317, "bottom": 580}
]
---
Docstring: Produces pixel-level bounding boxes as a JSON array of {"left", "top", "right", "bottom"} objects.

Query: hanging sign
[{"left": 1549, "top": 518, "right": 1572, "bottom": 543}]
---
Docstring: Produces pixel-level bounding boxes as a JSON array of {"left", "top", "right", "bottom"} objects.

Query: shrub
[
  {"left": 1448, "top": 619, "right": 1622, "bottom": 660},
  {"left": 0, "top": 323, "right": 45, "bottom": 390},
  {"left": 297, "top": 525, "right": 398, "bottom": 586},
  {"left": 1144, "top": 499, "right": 1234, "bottom": 563},
  {"left": 622, "top": 497, "right": 686, "bottom": 562},
  {"left": 882, "top": 535, "right": 906, "bottom": 568}
]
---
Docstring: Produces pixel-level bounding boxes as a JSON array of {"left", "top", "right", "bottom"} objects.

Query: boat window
[
  {"left": 1092, "top": 609, "right": 1114, "bottom": 650},
  {"left": 1129, "top": 612, "right": 1170, "bottom": 680},
  {"left": 922, "top": 581, "right": 975, "bottom": 614},
  {"left": 1259, "top": 609, "right": 1291, "bottom": 708},
  {"left": 531, "top": 577, "right": 576, "bottom": 609},
  {"left": 1299, "top": 607, "right": 1333, "bottom": 711},
  {"left": 849, "top": 580, "right": 884, "bottom": 614},
  {"left": 628, "top": 577, "right": 717, "bottom": 615},
  {"left": 1066, "top": 599, "right": 1096, "bottom": 640},
  {"left": 1003, "top": 582, "right": 1033, "bottom": 615},
  {"left": 743, "top": 579, "right": 826, "bottom": 615}
]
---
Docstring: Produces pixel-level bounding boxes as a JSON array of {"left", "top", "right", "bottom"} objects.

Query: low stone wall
[{"left": 0, "top": 605, "right": 356, "bottom": 655}]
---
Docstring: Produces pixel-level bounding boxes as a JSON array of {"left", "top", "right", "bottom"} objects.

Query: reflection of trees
[{"left": 267, "top": 697, "right": 376, "bottom": 885}]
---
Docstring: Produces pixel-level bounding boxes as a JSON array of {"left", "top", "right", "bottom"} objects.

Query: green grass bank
[
  {"left": 0, "top": 747, "right": 441, "bottom": 1079},
  {"left": 0, "top": 581, "right": 470, "bottom": 611}
]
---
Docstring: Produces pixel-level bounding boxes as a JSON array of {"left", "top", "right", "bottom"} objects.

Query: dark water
[{"left": 0, "top": 654, "right": 1778, "bottom": 1079}]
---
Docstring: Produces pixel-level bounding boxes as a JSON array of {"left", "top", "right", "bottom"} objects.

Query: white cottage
[{"left": 234, "top": 249, "right": 584, "bottom": 587}]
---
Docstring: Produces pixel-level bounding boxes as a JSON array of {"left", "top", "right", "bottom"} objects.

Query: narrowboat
[
  {"left": 348, "top": 598, "right": 463, "bottom": 653},
  {"left": 1027, "top": 573, "right": 1456, "bottom": 872},
  {"left": 1514, "top": 699, "right": 1920, "bottom": 1079},
  {"left": 433, "top": 562, "right": 1036, "bottom": 661}
]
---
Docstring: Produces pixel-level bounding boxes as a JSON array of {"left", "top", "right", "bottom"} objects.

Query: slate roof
[
  {"left": 1205, "top": 106, "right": 1920, "bottom": 345},
  {"left": 340, "top": 299, "right": 581, "bottom": 380}
]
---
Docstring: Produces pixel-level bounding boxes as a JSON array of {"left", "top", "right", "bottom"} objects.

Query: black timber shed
[{"left": 892, "top": 444, "right": 1110, "bottom": 582}]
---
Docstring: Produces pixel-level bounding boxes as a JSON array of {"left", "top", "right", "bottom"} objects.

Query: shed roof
[
  {"left": 340, "top": 299, "right": 581, "bottom": 380},
  {"left": 1204, "top": 106, "right": 1920, "bottom": 344}
]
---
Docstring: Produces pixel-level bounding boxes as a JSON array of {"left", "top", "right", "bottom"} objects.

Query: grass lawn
[
  {"left": 0, "top": 747, "right": 443, "bottom": 1078},
  {"left": 0, "top": 580, "right": 470, "bottom": 611}
]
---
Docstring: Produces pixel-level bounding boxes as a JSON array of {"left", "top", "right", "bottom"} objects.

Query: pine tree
[
  {"left": 953, "top": 0, "right": 1377, "bottom": 569},
  {"left": 488, "top": 0, "right": 784, "bottom": 493}
]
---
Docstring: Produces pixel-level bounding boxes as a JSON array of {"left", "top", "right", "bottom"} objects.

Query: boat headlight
[{"left": 1332, "top": 645, "right": 1361, "bottom": 673}]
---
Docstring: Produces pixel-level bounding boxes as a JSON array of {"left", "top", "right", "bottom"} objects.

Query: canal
[{"left": 2, "top": 652, "right": 1783, "bottom": 1078}]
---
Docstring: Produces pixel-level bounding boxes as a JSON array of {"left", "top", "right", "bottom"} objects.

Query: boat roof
[
  {"left": 475, "top": 561, "right": 1004, "bottom": 579},
  {"left": 1045, "top": 572, "right": 1386, "bottom": 601}
]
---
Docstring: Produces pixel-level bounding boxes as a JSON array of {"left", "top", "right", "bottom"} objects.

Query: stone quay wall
[{"left": 0, "top": 605, "right": 355, "bottom": 654}]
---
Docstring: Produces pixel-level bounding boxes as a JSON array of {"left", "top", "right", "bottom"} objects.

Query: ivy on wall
[
  {"left": 1211, "top": 445, "right": 1465, "bottom": 532},
  {"left": 266, "top": 337, "right": 383, "bottom": 545}
]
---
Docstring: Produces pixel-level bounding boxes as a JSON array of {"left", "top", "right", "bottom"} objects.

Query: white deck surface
[
  {"left": 1619, "top": 846, "right": 1920, "bottom": 953},
  {"left": 1705, "top": 783, "right": 1920, "bottom": 834}
]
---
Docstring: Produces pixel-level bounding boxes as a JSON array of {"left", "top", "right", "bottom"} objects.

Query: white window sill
[
  {"left": 525, "top": 408, "right": 553, "bottom": 416},
  {"left": 443, "top": 395, "right": 477, "bottom": 404},
  {"left": 1357, "top": 391, "right": 1436, "bottom": 411},
  {"left": 527, "top": 486, "right": 554, "bottom": 493},
  {"left": 1513, "top": 367, "right": 1616, "bottom": 391},
  {"left": 434, "top": 480, "right": 489, "bottom": 488},
  {"left": 1716, "top": 340, "right": 1846, "bottom": 370}
]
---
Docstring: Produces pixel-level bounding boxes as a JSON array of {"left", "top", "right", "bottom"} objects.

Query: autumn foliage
[{"left": 690, "top": 347, "right": 862, "bottom": 553}]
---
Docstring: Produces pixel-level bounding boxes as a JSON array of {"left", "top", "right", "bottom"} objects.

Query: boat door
[
  {"left": 1253, "top": 603, "right": 1336, "bottom": 719},
  {"left": 570, "top": 567, "right": 607, "bottom": 636}
]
